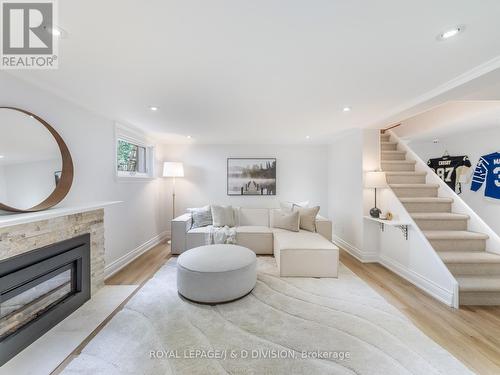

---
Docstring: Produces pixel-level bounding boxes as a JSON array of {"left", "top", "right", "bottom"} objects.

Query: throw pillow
[
  {"left": 271, "top": 209, "right": 300, "bottom": 232},
  {"left": 187, "top": 206, "right": 213, "bottom": 229},
  {"left": 279, "top": 200, "right": 310, "bottom": 211},
  {"left": 211, "top": 205, "right": 236, "bottom": 227},
  {"left": 294, "top": 206, "right": 320, "bottom": 232}
]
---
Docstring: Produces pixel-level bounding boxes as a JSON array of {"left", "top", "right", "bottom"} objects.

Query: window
[{"left": 115, "top": 124, "right": 155, "bottom": 179}]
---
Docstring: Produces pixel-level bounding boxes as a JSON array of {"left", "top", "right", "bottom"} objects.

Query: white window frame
[{"left": 115, "top": 123, "right": 155, "bottom": 180}]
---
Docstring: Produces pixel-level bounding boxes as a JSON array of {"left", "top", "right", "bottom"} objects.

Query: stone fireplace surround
[
  {"left": 0, "top": 204, "right": 114, "bottom": 294},
  {"left": 0, "top": 205, "right": 110, "bottom": 363}
]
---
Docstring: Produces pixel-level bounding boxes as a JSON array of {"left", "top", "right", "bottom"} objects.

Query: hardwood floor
[
  {"left": 340, "top": 250, "right": 500, "bottom": 375},
  {"left": 56, "top": 243, "right": 500, "bottom": 374},
  {"left": 106, "top": 241, "right": 172, "bottom": 285}
]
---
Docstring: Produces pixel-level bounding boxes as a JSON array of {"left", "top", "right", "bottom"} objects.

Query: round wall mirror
[{"left": 0, "top": 107, "right": 73, "bottom": 213}]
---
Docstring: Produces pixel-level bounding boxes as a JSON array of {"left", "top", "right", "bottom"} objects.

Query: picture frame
[{"left": 227, "top": 158, "right": 276, "bottom": 196}]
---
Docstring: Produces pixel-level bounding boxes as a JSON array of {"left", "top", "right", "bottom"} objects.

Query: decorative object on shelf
[
  {"left": 163, "top": 162, "right": 184, "bottom": 219},
  {"left": 364, "top": 171, "right": 387, "bottom": 218},
  {"left": 471, "top": 152, "right": 500, "bottom": 199},
  {"left": 0, "top": 107, "right": 74, "bottom": 213},
  {"left": 380, "top": 212, "right": 393, "bottom": 220},
  {"left": 427, "top": 153, "right": 471, "bottom": 194},
  {"left": 227, "top": 158, "right": 276, "bottom": 196},
  {"left": 54, "top": 170, "right": 62, "bottom": 186}
]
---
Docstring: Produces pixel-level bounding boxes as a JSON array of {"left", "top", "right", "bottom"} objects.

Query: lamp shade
[
  {"left": 364, "top": 171, "right": 387, "bottom": 188},
  {"left": 163, "top": 162, "right": 184, "bottom": 177}
]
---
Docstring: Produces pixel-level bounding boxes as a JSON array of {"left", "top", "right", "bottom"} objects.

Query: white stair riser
[
  {"left": 414, "top": 219, "right": 468, "bottom": 231},
  {"left": 392, "top": 187, "right": 438, "bottom": 198},
  {"left": 460, "top": 292, "right": 500, "bottom": 305},
  {"left": 403, "top": 202, "right": 452, "bottom": 213},
  {"left": 381, "top": 143, "right": 397, "bottom": 151},
  {"left": 381, "top": 153, "right": 406, "bottom": 160},
  {"left": 447, "top": 263, "right": 500, "bottom": 276},
  {"left": 429, "top": 239, "right": 487, "bottom": 252},
  {"left": 382, "top": 162, "right": 415, "bottom": 171},
  {"left": 386, "top": 174, "right": 426, "bottom": 184}
]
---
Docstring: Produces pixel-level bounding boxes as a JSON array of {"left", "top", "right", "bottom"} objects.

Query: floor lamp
[{"left": 163, "top": 162, "right": 184, "bottom": 243}]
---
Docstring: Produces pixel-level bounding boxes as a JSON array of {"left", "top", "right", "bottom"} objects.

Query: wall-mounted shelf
[{"left": 363, "top": 216, "right": 410, "bottom": 240}]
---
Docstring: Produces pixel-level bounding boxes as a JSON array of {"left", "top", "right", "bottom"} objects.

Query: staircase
[{"left": 380, "top": 132, "right": 500, "bottom": 306}]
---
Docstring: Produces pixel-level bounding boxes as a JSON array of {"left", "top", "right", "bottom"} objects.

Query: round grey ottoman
[{"left": 177, "top": 244, "right": 257, "bottom": 304}]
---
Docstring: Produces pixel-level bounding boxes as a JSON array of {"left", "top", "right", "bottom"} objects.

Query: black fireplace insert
[{"left": 0, "top": 234, "right": 91, "bottom": 365}]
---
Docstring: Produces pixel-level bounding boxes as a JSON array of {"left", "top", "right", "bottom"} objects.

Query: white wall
[
  {"left": 328, "top": 129, "right": 364, "bottom": 253},
  {"left": 0, "top": 166, "right": 6, "bottom": 202},
  {"left": 160, "top": 144, "right": 329, "bottom": 221},
  {"left": 409, "top": 126, "right": 500, "bottom": 236},
  {"left": 0, "top": 73, "right": 169, "bottom": 268}
]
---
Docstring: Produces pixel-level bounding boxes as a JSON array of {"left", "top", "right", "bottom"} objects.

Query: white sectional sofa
[{"left": 171, "top": 208, "right": 339, "bottom": 277}]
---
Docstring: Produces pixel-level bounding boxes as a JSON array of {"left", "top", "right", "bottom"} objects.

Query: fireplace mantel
[{"left": 0, "top": 201, "right": 121, "bottom": 228}]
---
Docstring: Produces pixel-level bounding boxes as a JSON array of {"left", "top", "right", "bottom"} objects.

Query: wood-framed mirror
[{"left": 0, "top": 107, "right": 74, "bottom": 213}]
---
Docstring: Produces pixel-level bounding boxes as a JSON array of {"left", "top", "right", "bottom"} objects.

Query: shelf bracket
[{"left": 397, "top": 225, "right": 409, "bottom": 240}]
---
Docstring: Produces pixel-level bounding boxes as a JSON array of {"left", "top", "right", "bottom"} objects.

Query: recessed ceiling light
[
  {"left": 186, "top": 135, "right": 192, "bottom": 139},
  {"left": 305, "top": 135, "right": 310, "bottom": 139},
  {"left": 0, "top": 155, "right": 4, "bottom": 159},
  {"left": 438, "top": 26, "right": 464, "bottom": 40},
  {"left": 343, "top": 106, "right": 351, "bottom": 112},
  {"left": 149, "top": 106, "right": 158, "bottom": 111}
]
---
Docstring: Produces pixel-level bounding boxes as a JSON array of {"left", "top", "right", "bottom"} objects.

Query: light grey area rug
[{"left": 62, "top": 258, "right": 472, "bottom": 375}]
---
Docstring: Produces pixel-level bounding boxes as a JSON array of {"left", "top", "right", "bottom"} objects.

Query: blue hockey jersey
[{"left": 470, "top": 152, "right": 500, "bottom": 199}]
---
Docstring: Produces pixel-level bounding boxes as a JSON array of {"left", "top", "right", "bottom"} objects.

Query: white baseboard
[
  {"left": 104, "top": 230, "right": 170, "bottom": 279},
  {"left": 378, "top": 254, "right": 454, "bottom": 307},
  {"left": 332, "top": 235, "right": 378, "bottom": 263},
  {"left": 333, "top": 234, "right": 454, "bottom": 307}
]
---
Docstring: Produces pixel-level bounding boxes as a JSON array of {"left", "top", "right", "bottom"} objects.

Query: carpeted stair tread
[
  {"left": 400, "top": 197, "right": 453, "bottom": 203},
  {"left": 438, "top": 251, "right": 500, "bottom": 264},
  {"left": 382, "top": 160, "right": 416, "bottom": 164},
  {"left": 411, "top": 212, "right": 469, "bottom": 220},
  {"left": 456, "top": 276, "right": 500, "bottom": 292},
  {"left": 390, "top": 183, "right": 439, "bottom": 188},
  {"left": 423, "top": 231, "right": 489, "bottom": 240},
  {"left": 385, "top": 171, "right": 426, "bottom": 175},
  {"left": 381, "top": 151, "right": 406, "bottom": 154}
]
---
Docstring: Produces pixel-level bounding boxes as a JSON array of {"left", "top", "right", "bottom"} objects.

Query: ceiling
[
  {"left": 395, "top": 101, "right": 500, "bottom": 141},
  {"left": 8, "top": 0, "right": 500, "bottom": 144}
]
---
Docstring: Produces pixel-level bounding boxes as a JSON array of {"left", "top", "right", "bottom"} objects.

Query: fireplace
[{"left": 0, "top": 234, "right": 90, "bottom": 365}]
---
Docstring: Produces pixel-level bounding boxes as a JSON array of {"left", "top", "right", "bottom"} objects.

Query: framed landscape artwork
[{"left": 227, "top": 158, "right": 276, "bottom": 196}]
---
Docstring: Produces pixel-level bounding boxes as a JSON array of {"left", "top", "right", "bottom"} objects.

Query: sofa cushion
[
  {"left": 187, "top": 206, "right": 212, "bottom": 229},
  {"left": 188, "top": 225, "right": 213, "bottom": 234},
  {"left": 186, "top": 225, "right": 212, "bottom": 249},
  {"left": 235, "top": 226, "right": 273, "bottom": 255},
  {"left": 237, "top": 208, "right": 270, "bottom": 226},
  {"left": 211, "top": 205, "right": 235, "bottom": 227},
  {"left": 273, "top": 229, "right": 339, "bottom": 277},
  {"left": 294, "top": 206, "right": 320, "bottom": 232},
  {"left": 270, "top": 209, "right": 300, "bottom": 232},
  {"left": 280, "top": 201, "right": 310, "bottom": 211}
]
